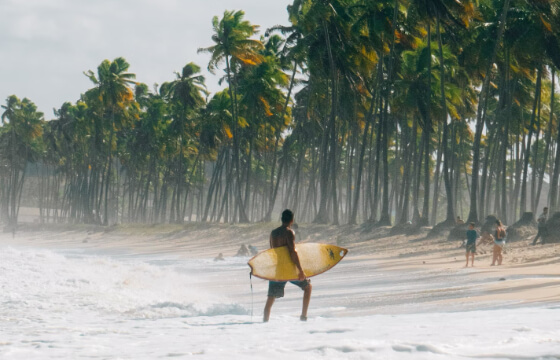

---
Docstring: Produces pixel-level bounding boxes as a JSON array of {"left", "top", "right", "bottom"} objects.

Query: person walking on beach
[
  {"left": 263, "top": 209, "right": 312, "bottom": 322},
  {"left": 491, "top": 220, "right": 506, "bottom": 266},
  {"left": 531, "top": 207, "right": 548, "bottom": 246},
  {"left": 465, "top": 222, "right": 479, "bottom": 267}
]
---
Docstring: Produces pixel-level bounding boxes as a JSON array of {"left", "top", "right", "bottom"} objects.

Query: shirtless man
[{"left": 263, "top": 209, "right": 312, "bottom": 322}]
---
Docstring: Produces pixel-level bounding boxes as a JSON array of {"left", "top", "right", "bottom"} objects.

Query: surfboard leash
[{"left": 249, "top": 272, "right": 254, "bottom": 322}]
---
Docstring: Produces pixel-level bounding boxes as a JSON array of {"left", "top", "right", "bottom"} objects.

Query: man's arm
[{"left": 286, "top": 230, "right": 306, "bottom": 280}]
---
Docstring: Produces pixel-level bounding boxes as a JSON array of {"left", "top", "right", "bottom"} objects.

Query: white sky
[{"left": 0, "top": 0, "right": 293, "bottom": 118}]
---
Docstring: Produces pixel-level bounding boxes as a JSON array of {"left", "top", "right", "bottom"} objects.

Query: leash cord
[{"left": 249, "top": 272, "right": 254, "bottom": 322}]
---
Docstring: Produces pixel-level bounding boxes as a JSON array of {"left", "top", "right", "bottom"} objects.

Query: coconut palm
[
  {"left": 161, "top": 62, "right": 207, "bottom": 223},
  {"left": 0, "top": 96, "right": 44, "bottom": 230},
  {"left": 84, "top": 57, "right": 136, "bottom": 225},
  {"left": 199, "top": 10, "right": 264, "bottom": 223}
]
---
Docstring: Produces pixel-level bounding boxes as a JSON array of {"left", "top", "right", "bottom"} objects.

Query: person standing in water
[
  {"left": 263, "top": 209, "right": 312, "bottom": 322},
  {"left": 465, "top": 222, "right": 479, "bottom": 267}
]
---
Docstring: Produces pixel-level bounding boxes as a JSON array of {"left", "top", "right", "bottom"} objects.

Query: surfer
[
  {"left": 236, "top": 244, "right": 249, "bottom": 257},
  {"left": 263, "top": 209, "right": 312, "bottom": 322},
  {"left": 248, "top": 244, "right": 258, "bottom": 256}
]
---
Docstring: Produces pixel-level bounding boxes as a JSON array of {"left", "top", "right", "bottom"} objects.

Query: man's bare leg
[
  {"left": 465, "top": 253, "right": 469, "bottom": 267},
  {"left": 300, "top": 284, "right": 312, "bottom": 321},
  {"left": 471, "top": 253, "right": 475, "bottom": 267},
  {"left": 263, "top": 296, "right": 275, "bottom": 322}
]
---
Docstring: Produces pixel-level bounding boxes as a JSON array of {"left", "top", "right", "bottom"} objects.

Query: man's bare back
[{"left": 270, "top": 226, "right": 295, "bottom": 249}]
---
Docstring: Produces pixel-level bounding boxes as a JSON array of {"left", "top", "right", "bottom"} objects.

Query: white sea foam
[
  {"left": 1, "top": 245, "right": 559, "bottom": 359},
  {"left": 0, "top": 247, "right": 247, "bottom": 320}
]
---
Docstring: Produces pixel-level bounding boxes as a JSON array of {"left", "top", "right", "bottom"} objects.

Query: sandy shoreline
[
  {"left": 3, "top": 222, "right": 560, "bottom": 360},
  {"left": 2, "top": 222, "right": 559, "bottom": 313}
]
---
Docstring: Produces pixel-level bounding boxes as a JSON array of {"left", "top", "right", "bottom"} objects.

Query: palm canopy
[
  {"left": 198, "top": 10, "right": 264, "bottom": 73},
  {"left": 161, "top": 62, "right": 207, "bottom": 114},
  {"left": 84, "top": 57, "right": 137, "bottom": 109}
]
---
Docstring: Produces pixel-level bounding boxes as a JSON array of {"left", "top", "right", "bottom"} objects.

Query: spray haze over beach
[{"left": 2, "top": 0, "right": 560, "bottom": 359}]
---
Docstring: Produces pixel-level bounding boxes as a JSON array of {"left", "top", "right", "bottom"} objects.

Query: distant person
[
  {"left": 465, "top": 222, "right": 479, "bottom": 267},
  {"left": 531, "top": 207, "right": 549, "bottom": 246},
  {"left": 214, "top": 253, "right": 225, "bottom": 261},
  {"left": 491, "top": 220, "right": 506, "bottom": 266},
  {"left": 236, "top": 244, "right": 249, "bottom": 257},
  {"left": 263, "top": 209, "right": 311, "bottom": 322},
  {"left": 456, "top": 216, "right": 465, "bottom": 225},
  {"left": 248, "top": 244, "right": 258, "bottom": 256}
]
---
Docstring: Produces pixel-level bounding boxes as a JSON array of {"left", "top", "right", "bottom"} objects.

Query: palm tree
[
  {"left": 199, "top": 10, "right": 264, "bottom": 223},
  {"left": 84, "top": 57, "right": 136, "bottom": 225},
  {"left": 0, "top": 96, "right": 44, "bottom": 230},
  {"left": 161, "top": 62, "right": 207, "bottom": 223}
]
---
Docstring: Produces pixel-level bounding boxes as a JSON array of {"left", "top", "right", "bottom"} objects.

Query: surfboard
[{"left": 248, "top": 243, "right": 348, "bottom": 281}]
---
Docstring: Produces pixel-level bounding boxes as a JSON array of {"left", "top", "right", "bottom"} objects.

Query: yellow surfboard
[{"left": 248, "top": 243, "right": 348, "bottom": 281}]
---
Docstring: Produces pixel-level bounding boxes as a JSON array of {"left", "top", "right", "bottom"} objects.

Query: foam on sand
[{"left": 1, "top": 224, "right": 560, "bottom": 359}]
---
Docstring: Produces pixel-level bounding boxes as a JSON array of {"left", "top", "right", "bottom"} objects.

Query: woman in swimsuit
[{"left": 491, "top": 220, "right": 506, "bottom": 266}]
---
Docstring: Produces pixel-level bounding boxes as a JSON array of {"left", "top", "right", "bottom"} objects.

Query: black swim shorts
[
  {"left": 267, "top": 279, "right": 311, "bottom": 298},
  {"left": 466, "top": 242, "right": 476, "bottom": 253}
]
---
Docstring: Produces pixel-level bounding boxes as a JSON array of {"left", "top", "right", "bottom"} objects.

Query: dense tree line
[{"left": 2, "top": 0, "right": 560, "bottom": 230}]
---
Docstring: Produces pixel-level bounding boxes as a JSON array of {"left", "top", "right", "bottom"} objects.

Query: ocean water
[{"left": 1, "top": 245, "right": 559, "bottom": 359}]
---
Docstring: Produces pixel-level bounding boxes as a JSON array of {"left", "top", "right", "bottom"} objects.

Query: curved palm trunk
[
  {"left": 314, "top": 20, "right": 338, "bottom": 224},
  {"left": 377, "top": 0, "right": 399, "bottom": 226},
  {"left": 349, "top": 63, "right": 381, "bottom": 224},
  {"left": 225, "top": 55, "right": 249, "bottom": 223},
  {"left": 520, "top": 67, "right": 542, "bottom": 214},
  {"left": 549, "top": 70, "right": 560, "bottom": 211},
  {"left": 421, "top": 23, "right": 432, "bottom": 226},
  {"left": 537, "top": 69, "right": 554, "bottom": 211},
  {"left": 264, "top": 62, "right": 298, "bottom": 222},
  {"left": 378, "top": 95, "right": 391, "bottom": 225},
  {"left": 103, "top": 112, "right": 115, "bottom": 226},
  {"left": 436, "top": 14, "right": 455, "bottom": 225},
  {"left": 468, "top": 0, "right": 510, "bottom": 223}
]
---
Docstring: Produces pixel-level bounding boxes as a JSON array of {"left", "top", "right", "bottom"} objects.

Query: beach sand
[
  {"left": 1, "top": 222, "right": 559, "bottom": 359},
  {"left": 3, "top": 222, "right": 559, "bottom": 309}
]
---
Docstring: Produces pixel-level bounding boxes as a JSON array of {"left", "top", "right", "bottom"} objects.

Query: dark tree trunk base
[
  {"left": 427, "top": 218, "right": 456, "bottom": 238},
  {"left": 447, "top": 223, "right": 469, "bottom": 241},
  {"left": 389, "top": 223, "right": 425, "bottom": 236},
  {"left": 542, "top": 212, "right": 560, "bottom": 244},
  {"left": 506, "top": 212, "right": 537, "bottom": 242},
  {"left": 481, "top": 214, "right": 499, "bottom": 235}
]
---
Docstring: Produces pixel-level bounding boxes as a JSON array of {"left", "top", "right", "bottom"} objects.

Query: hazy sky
[{"left": 0, "top": 0, "right": 293, "bottom": 117}]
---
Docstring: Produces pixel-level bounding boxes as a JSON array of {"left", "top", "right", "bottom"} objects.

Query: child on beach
[{"left": 465, "top": 222, "right": 479, "bottom": 267}]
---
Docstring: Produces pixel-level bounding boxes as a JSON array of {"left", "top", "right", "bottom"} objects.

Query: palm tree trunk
[
  {"left": 548, "top": 70, "right": 560, "bottom": 211},
  {"left": 436, "top": 13, "right": 455, "bottom": 224},
  {"left": 468, "top": 0, "right": 510, "bottom": 223},
  {"left": 520, "top": 66, "right": 542, "bottom": 214},
  {"left": 537, "top": 69, "right": 554, "bottom": 211}
]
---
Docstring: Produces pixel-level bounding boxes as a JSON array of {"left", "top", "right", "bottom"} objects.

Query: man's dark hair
[{"left": 281, "top": 209, "right": 294, "bottom": 224}]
